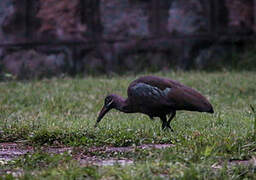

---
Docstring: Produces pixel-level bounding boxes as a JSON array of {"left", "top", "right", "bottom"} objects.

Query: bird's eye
[
  {"left": 105, "top": 97, "right": 113, "bottom": 107},
  {"left": 105, "top": 97, "right": 111, "bottom": 105}
]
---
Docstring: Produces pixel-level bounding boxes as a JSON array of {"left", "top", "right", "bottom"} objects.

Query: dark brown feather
[
  {"left": 128, "top": 75, "right": 213, "bottom": 113},
  {"left": 96, "top": 75, "right": 214, "bottom": 131},
  {"left": 128, "top": 75, "right": 182, "bottom": 91}
]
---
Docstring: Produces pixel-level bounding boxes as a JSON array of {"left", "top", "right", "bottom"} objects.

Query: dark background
[{"left": 0, "top": 0, "right": 256, "bottom": 79}]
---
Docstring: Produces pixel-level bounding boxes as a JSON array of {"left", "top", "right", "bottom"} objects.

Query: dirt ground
[
  {"left": 1, "top": 142, "right": 256, "bottom": 167},
  {"left": 0, "top": 142, "right": 174, "bottom": 166}
]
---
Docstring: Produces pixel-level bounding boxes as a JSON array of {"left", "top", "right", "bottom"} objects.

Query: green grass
[{"left": 1, "top": 71, "right": 256, "bottom": 179}]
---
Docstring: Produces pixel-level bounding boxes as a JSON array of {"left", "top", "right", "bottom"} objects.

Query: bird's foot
[
  {"left": 162, "top": 123, "right": 174, "bottom": 132},
  {"left": 162, "top": 123, "right": 167, "bottom": 130},
  {"left": 167, "top": 125, "right": 174, "bottom": 132},
  {"left": 162, "top": 124, "right": 174, "bottom": 132}
]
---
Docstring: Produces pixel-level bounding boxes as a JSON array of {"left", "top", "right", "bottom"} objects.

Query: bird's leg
[
  {"left": 160, "top": 116, "right": 168, "bottom": 130},
  {"left": 166, "top": 111, "right": 176, "bottom": 132}
]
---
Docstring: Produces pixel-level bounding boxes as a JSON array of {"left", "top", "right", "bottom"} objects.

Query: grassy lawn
[{"left": 1, "top": 71, "right": 256, "bottom": 179}]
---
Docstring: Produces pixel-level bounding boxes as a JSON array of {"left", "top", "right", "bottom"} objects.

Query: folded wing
[{"left": 128, "top": 76, "right": 213, "bottom": 113}]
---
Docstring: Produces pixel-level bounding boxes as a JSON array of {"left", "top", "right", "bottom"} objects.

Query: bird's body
[{"left": 96, "top": 75, "right": 214, "bottom": 131}]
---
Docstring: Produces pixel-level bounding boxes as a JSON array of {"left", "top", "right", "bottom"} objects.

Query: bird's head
[{"left": 95, "top": 94, "right": 120, "bottom": 128}]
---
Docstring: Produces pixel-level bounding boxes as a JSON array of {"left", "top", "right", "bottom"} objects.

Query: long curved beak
[{"left": 94, "top": 106, "right": 111, "bottom": 128}]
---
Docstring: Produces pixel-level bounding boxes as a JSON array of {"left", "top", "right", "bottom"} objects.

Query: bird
[{"left": 95, "top": 75, "right": 214, "bottom": 131}]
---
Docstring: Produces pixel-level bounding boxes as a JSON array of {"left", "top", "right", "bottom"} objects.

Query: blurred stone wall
[{"left": 0, "top": 0, "right": 255, "bottom": 79}]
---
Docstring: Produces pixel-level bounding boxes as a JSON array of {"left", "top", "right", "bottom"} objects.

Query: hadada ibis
[{"left": 95, "top": 75, "right": 214, "bottom": 131}]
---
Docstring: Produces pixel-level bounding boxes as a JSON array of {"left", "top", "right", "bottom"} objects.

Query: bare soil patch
[
  {"left": 77, "top": 144, "right": 174, "bottom": 166},
  {"left": 2, "top": 143, "right": 256, "bottom": 168},
  {"left": 0, "top": 143, "right": 33, "bottom": 162},
  {"left": 211, "top": 157, "right": 256, "bottom": 170},
  {"left": 0, "top": 143, "right": 173, "bottom": 166},
  {"left": 87, "top": 144, "right": 174, "bottom": 153}
]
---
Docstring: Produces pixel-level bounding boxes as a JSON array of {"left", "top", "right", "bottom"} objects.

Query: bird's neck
[{"left": 115, "top": 96, "right": 132, "bottom": 113}]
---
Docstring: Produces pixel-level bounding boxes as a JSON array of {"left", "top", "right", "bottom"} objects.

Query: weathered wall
[
  {"left": 0, "top": 0, "right": 255, "bottom": 79},
  {"left": 36, "top": 0, "right": 86, "bottom": 41}
]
